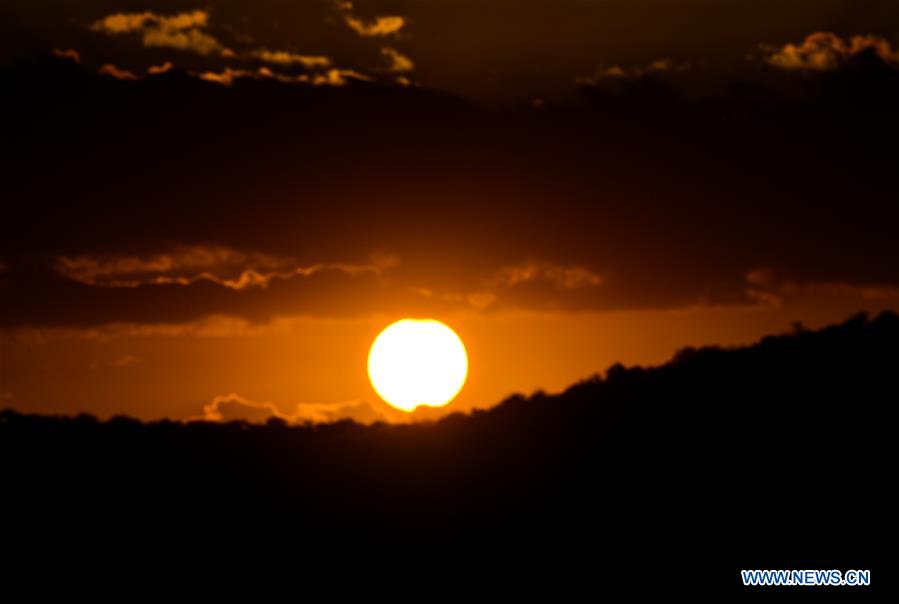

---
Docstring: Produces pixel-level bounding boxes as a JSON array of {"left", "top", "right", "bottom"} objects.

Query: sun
[{"left": 368, "top": 319, "right": 468, "bottom": 412}]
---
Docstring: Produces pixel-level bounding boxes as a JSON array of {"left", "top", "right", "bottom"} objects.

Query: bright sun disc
[{"left": 368, "top": 319, "right": 468, "bottom": 412}]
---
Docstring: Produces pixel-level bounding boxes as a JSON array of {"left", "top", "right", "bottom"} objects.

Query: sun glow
[{"left": 368, "top": 319, "right": 468, "bottom": 412}]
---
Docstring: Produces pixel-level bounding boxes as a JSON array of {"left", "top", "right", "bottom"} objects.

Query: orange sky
[{"left": 4, "top": 291, "right": 897, "bottom": 423}]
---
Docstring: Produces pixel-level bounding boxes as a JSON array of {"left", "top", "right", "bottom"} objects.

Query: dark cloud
[
  {"left": 380, "top": 46, "right": 413, "bottom": 73},
  {"left": 89, "top": 10, "right": 233, "bottom": 57},
  {"left": 147, "top": 61, "right": 172, "bottom": 74},
  {"left": 3, "top": 17, "right": 899, "bottom": 327},
  {"left": 250, "top": 49, "right": 332, "bottom": 69},
  {"left": 335, "top": 1, "right": 406, "bottom": 38},
  {"left": 53, "top": 245, "right": 388, "bottom": 289},
  {"left": 763, "top": 32, "right": 899, "bottom": 71},
  {"left": 97, "top": 62, "right": 138, "bottom": 80},
  {"left": 51, "top": 47, "right": 79, "bottom": 63},
  {"left": 576, "top": 58, "right": 691, "bottom": 87},
  {"left": 0, "top": 258, "right": 399, "bottom": 327}
]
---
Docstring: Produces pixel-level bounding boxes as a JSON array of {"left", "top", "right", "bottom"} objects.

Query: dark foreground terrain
[{"left": 3, "top": 313, "right": 894, "bottom": 593}]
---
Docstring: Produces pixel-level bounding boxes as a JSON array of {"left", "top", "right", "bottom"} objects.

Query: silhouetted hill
[{"left": 2, "top": 311, "right": 894, "bottom": 593}]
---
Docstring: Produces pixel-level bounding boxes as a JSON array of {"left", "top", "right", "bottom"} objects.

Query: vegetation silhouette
[{"left": 2, "top": 312, "right": 893, "bottom": 591}]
